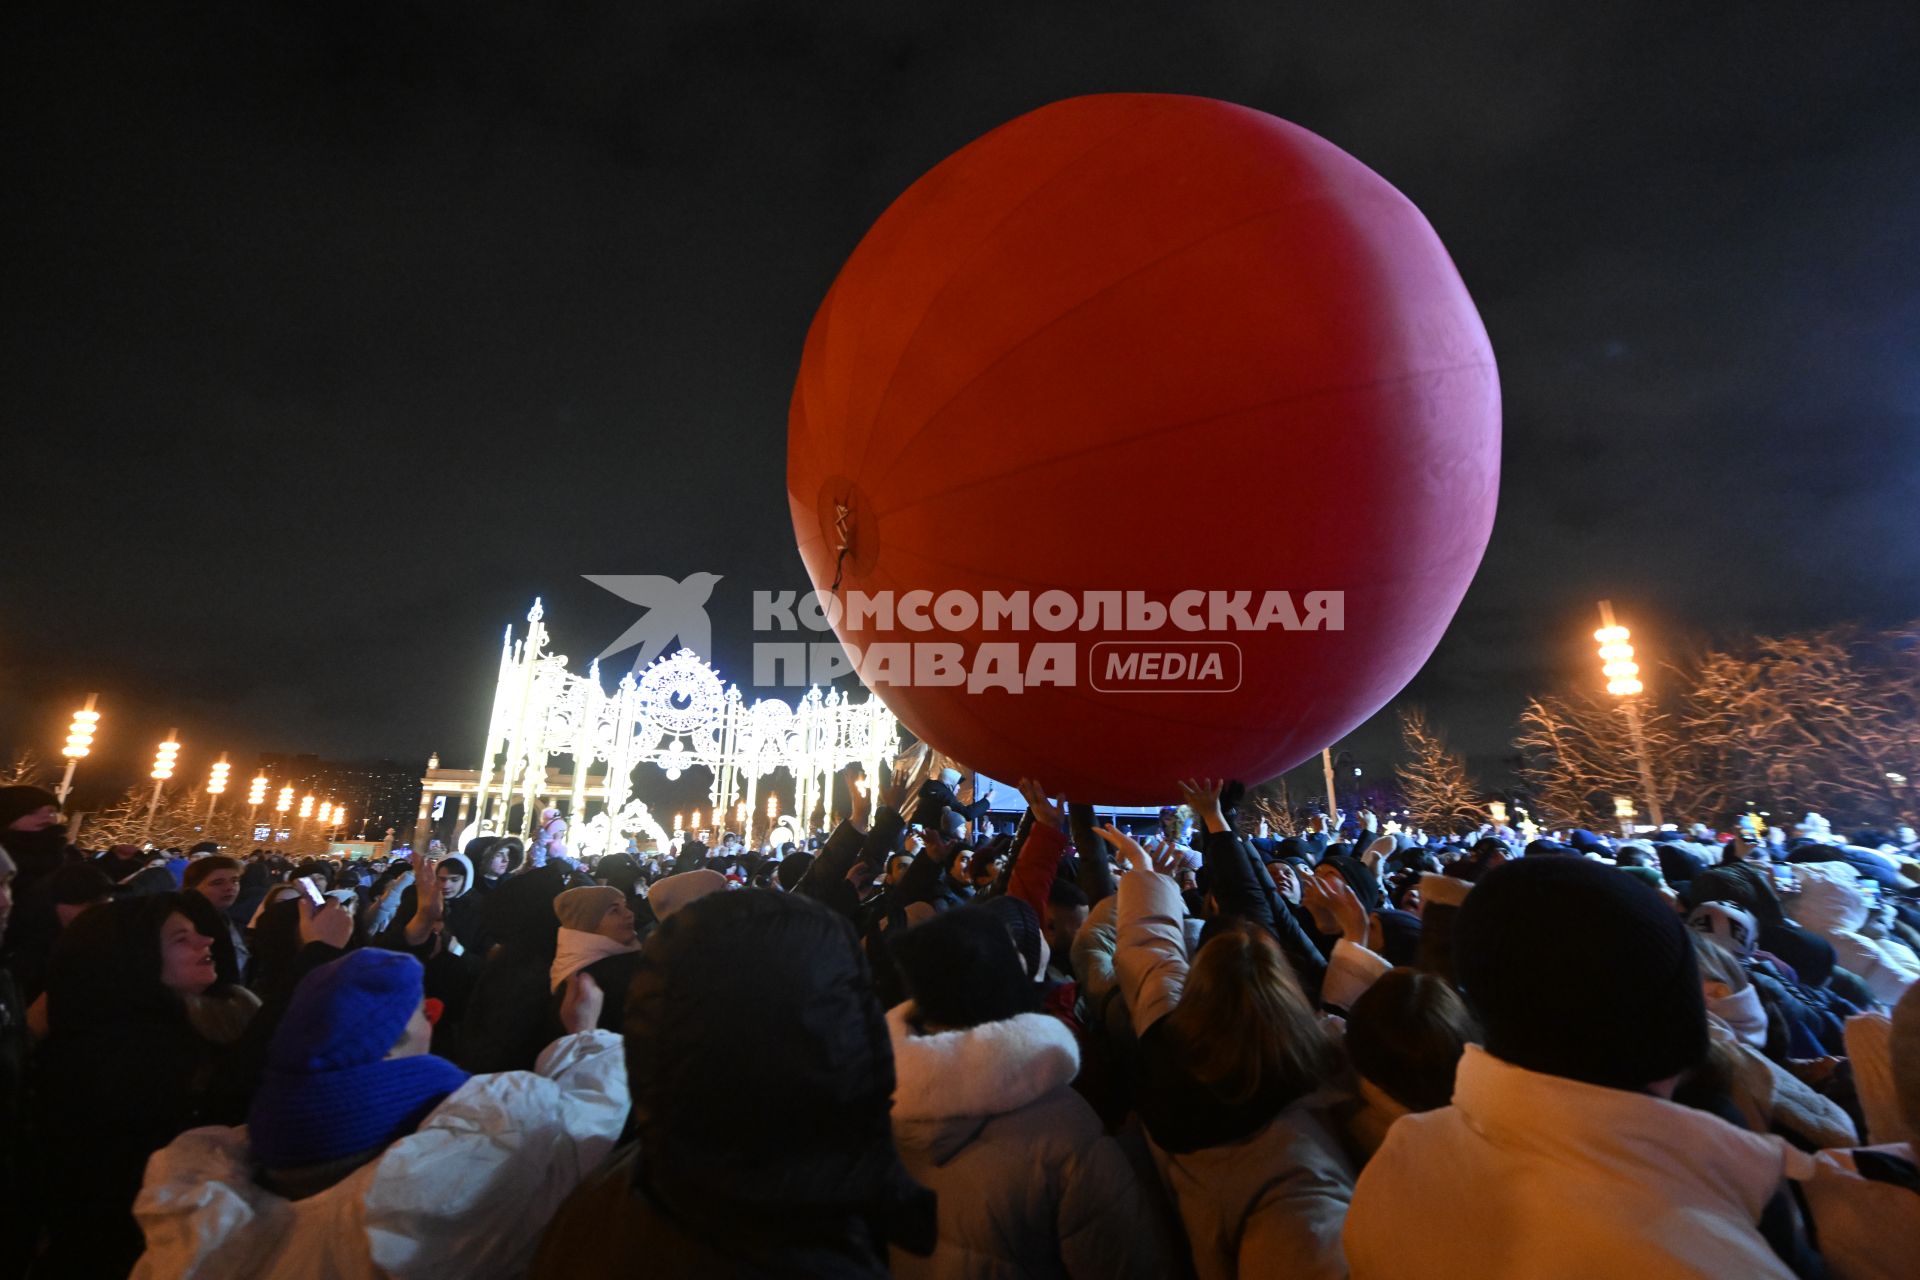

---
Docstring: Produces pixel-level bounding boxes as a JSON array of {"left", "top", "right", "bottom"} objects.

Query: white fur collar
[{"left": 887, "top": 1001, "right": 1079, "bottom": 1121}]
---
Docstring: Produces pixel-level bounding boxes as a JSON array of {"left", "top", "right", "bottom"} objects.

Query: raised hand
[
  {"left": 845, "top": 763, "right": 872, "bottom": 831},
  {"left": 1017, "top": 778, "right": 1067, "bottom": 831},
  {"left": 1301, "top": 870, "right": 1370, "bottom": 948},
  {"left": 1177, "top": 779, "right": 1228, "bottom": 833},
  {"left": 1093, "top": 822, "right": 1153, "bottom": 875},
  {"left": 299, "top": 898, "right": 355, "bottom": 950},
  {"left": 877, "top": 760, "right": 910, "bottom": 814},
  {"left": 559, "top": 971, "right": 605, "bottom": 1035},
  {"left": 920, "top": 823, "right": 960, "bottom": 868},
  {"left": 1150, "top": 841, "right": 1183, "bottom": 878}
]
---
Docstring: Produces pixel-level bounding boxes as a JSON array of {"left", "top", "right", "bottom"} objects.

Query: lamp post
[
  {"left": 144, "top": 731, "right": 180, "bottom": 842},
  {"left": 57, "top": 694, "right": 101, "bottom": 807},
  {"left": 1613, "top": 794, "right": 1636, "bottom": 836},
  {"left": 1596, "top": 601, "right": 1663, "bottom": 827},
  {"left": 297, "top": 794, "right": 315, "bottom": 849},
  {"left": 247, "top": 775, "right": 269, "bottom": 838},
  {"left": 205, "top": 756, "right": 231, "bottom": 826},
  {"left": 276, "top": 786, "right": 294, "bottom": 843}
]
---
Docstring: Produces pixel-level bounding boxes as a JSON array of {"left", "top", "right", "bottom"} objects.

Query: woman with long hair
[
  {"left": 1107, "top": 779, "right": 1356, "bottom": 1280},
  {"left": 32, "top": 893, "right": 257, "bottom": 1277}
]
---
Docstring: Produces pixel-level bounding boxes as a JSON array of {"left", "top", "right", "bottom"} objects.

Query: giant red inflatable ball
[{"left": 788, "top": 93, "right": 1499, "bottom": 803}]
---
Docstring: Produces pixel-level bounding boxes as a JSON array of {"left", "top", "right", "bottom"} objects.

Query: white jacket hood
[
  {"left": 887, "top": 1002, "right": 1078, "bottom": 1123},
  {"left": 1793, "top": 861, "right": 1870, "bottom": 933}
]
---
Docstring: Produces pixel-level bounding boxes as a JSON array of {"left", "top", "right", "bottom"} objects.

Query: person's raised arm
[
  {"left": 1069, "top": 801, "right": 1116, "bottom": 906},
  {"left": 1005, "top": 778, "right": 1070, "bottom": 919},
  {"left": 401, "top": 857, "right": 445, "bottom": 948},
  {"left": 1103, "top": 823, "right": 1191, "bottom": 1034},
  {"left": 797, "top": 764, "right": 870, "bottom": 908},
  {"left": 1181, "top": 778, "right": 1327, "bottom": 1000}
]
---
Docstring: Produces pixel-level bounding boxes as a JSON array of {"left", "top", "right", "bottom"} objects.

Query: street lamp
[
  {"left": 57, "top": 694, "right": 100, "bottom": 807},
  {"left": 276, "top": 786, "right": 295, "bottom": 843},
  {"left": 247, "top": 775, "right": 269, "bottom": 836},
  {"left": 1596, "top": 601, "right": 1663, "bottom": 827},
  {"left": 145, "top": 731, "right": 181, "bottom": 842},
  {"left": 205, "top": 756, "right": 231, "bottom": 829}
]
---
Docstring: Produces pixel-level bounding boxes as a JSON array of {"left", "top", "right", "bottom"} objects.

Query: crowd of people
[{"left": 1, "top": 771, "right": 1916, "bottom": 1278}]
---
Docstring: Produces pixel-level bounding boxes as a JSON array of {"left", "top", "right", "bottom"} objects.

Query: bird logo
[{"left": 585, "top": 572, "right": 724, "bottom": 670}]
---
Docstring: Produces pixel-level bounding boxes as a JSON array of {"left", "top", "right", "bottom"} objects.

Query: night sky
[{"left": 7, "top": 1, "right": 1918, "bottom": 809}]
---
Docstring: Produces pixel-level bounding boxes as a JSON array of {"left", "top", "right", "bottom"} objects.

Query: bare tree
[
  {"left": 1513, "top": 619, "right": 1920, "bottom": 828},
  {"left": 82, "top": 784, "right": 212, "bottom": 848},
  {"left": 1513, "top": 683, "right": 1702, "bottom": 829},
  {"left": 1395, "top": 708, "right": 1483, "bottom": 834},
  {"left": 1242, "top": 775, "right": 1300, "bottom": 837},
  {"left": 1, "top": 749, "right": 48, "bottom": 787},
  {"left": 1681, "top": 622, "right": 1920, "bottom": 823}
]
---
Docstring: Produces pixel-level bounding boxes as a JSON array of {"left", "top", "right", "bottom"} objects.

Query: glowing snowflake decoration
[{"left": 636, "top": 648, "right": 724, "bottom": 738}]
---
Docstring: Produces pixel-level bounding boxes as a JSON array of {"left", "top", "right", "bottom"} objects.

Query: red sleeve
[{"left": 1007, "top": 820, "right": 1068, "bottom": 920}]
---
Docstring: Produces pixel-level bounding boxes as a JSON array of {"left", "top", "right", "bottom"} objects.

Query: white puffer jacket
[
  {"left": 132, "top": 1030, "right": 628, "bottom": 1280},
  {"left": 1789, "top": 862, "right": 1920, "bottom": 1006},
  {"left": 1345, "top": 1046, "right": 1813, "bottom": 1279}
]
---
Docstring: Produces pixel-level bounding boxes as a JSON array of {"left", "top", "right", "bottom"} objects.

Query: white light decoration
[
  {"left": 276, "top": 785, "right": 295, "bottom": 814},
  {"left": 207, "top": 758, "right": 231, "bottom": 795},
  {"left": 151, "top": 737, "right": 181, "bottom": 781},
  {"left": 64, "top": 703, "right": 100, "bottom": 758},
  {"left": 249, "top": 775, "right": 270, "bottom": 806},
  {"left": 1595, "top": 624, "right": 1643, "bottom": 696},
  {"left": 467, "top": 600, "right": 899, "bottom": 857}
]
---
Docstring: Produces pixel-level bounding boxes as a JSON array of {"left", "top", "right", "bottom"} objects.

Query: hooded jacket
[
  {"left": 1344, "top": 1045, "right": 1813, "bottom": 1279},
  {"left": 533, "top": 891, "right": 935, "bottom": 1278},
  {"left": 131, "top": 1028, "right": 626, "bottom": 1280},
  {"left": 885, "top": 1002, "right": 1169, "bottom": 1279},
  {"left": 1789, "top": 861, "right": 1920, "bottom": 1006}
]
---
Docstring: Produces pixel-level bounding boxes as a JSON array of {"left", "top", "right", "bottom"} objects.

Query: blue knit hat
[{"left": 248, "top": 949, "right": 469, "bottom": 1170}]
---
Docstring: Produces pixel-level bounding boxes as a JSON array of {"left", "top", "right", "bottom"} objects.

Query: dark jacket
[
  {"left": 536, "top": 891, "right": 933, "bottom": 1277},
  {"left": 454, "top": 866, "right": 569, "bottom": 1072},
  {"left": 534, "top": 1144, "right": 893, "bottom": 1279},
  {"left": 33, "top": 896, "right": 233, "bottom": 1278}
]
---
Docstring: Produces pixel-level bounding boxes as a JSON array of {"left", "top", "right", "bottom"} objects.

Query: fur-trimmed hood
[{"left": 887, "top": 1002, "right": 1078, "bottom": 1164}]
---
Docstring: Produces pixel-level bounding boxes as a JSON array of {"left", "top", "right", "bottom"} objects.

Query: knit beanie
[
  {"left": 1687, "top": 901, "right": 1759, "bottom": 960},
  {"left": 975, "top": 894, "right": 1044, "bottom": 977},
  {"left": 1454, "top": 857, "right": 1706, "bottom": 1091},
  {"left": 776, "top": 852, "right": 814, "bottom": 893},
  {"left": 247, "top": 950, "right": 470, "bottom": 1169},
  {"left": 0, "top": 785, "right": 58, "bottom": 830},
  {"left": 889, "top": 905, "right": 1038, "bottom": 1029},
  {"left": 553, "top": 885, "right": 624, "bottom": 933},
  {"left": 648, "top": 868, "right": 727, "bottom": 920}
]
